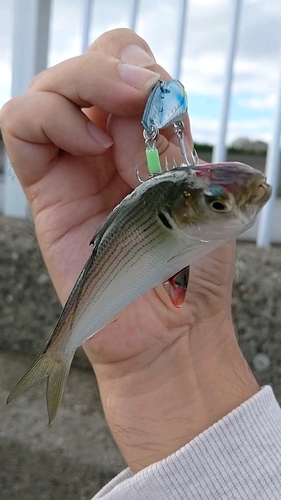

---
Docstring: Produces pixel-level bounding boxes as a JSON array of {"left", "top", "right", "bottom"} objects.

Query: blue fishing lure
[
  {"left": 141, "top": 80, "right": 188, "bottom": 133},
  {"left": 141, "top": 79, "right": 195, "bottom": 175}
]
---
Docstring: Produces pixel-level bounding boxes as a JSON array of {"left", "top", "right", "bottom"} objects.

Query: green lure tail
[{"left": 145, "top": 144, "right": 162, "bottom": 175}]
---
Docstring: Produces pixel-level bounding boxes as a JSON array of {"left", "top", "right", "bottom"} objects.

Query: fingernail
[
  {"left": 87, "top": 121, "right": 113, "bottom": 148},
  {"left": 120, "top": 45, "right": 156, "bottom": 67},
  {"left": 119, "top": 64, "right": 160, "bottom": 91}
]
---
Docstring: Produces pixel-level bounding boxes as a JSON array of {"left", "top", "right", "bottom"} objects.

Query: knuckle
[
  {"left": 88, "top": 27, "right": 152, "bottom": 59},
  {"left": 28, "top": 70, "right": 46, "bottom": 91},
  {"left": 0, "top": 97, "right": 19, "bottom": 132}
]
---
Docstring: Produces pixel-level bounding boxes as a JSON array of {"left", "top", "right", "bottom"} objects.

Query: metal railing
[{"left": 2, "top": 0, "right": 281, "bottom": 247}]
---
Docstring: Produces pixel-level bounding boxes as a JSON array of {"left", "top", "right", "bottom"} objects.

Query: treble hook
[{"left": 135, "top": 165, "right": 147, "bottom": 184}]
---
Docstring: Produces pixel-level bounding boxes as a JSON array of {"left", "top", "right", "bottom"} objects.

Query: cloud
[
  {"left": 179, "top": 0, "right": 281, "bottom": 97},
  {"left": 238, "top": 2, "right": 281, "bottom": 60},
  {"left": 239, "top": 93, "right": 277, "bottom": 110},
  {"left": 0, "top": 0, "right": 280, "bottom": 144},
  {"left": 189, "top": 116, "right": 218, "bottom": 144},
  {"left": 0, "top": 1, "right": 12, "bottom": 104},
  {"left": 0, "top": 61, "right": 11, "bottom": 87},
  {"left": 0, "top": 1, "right": 12, "bottom": 54},
  {"left": 48, "top": 0, "right": 84, "bottom": 64},
  {"left": 190, "top": 114, "right": 273, "bottom": 145},
  {"left": 227, "top": 117, "right": 273, "bottom": 143}
]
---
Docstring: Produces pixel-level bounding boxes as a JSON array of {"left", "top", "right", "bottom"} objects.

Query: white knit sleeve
[{"left": 92, "top": 386, "right": 281, "bottom": 499}]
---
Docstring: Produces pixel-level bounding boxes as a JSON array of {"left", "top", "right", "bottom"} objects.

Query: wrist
[{"left": 92, "top": 313, "right": 259, "bottom": 472}]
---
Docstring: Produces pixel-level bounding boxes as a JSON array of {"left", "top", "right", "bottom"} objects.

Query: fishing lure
[
  {"left": 141, "top": 80, "right": 197, "bottom": 300},
  {"left": 141, "top": 80, "right": 197, "bottom": 175}
]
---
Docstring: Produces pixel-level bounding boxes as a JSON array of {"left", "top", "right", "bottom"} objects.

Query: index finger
[
  {"left": 29, "top": 28, "right": 161, "bottom": 116},
  {"left": 0, "top": 28, "right": 162, "bottom": 188}
]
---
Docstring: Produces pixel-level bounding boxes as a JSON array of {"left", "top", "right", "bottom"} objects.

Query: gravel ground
[
  {"left": 0, "top": 351, "right": 125, "bottom": 500},
  {"left": 0, "top": 214, "right": 281, "bottom": 499}
]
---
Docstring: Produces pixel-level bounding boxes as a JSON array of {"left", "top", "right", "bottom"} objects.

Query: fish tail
[{"left": 7, "top": 351, "right": 72, "bottom": 425}]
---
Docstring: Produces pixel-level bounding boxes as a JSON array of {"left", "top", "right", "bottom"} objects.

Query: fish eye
[
  {"left": 204, "top": 188, "right": 234, "bottom": 213},
  {"left": 210, "top": 200, "right": 230, "bottom": 212}
]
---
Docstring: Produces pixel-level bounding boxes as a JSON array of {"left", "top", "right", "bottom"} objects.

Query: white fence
[{"left": 2, "top": 0, "right": 281, "bottom": 246}]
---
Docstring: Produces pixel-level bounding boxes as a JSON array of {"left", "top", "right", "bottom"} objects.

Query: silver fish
[{"left": 7, "top": 162, "right": 271, "bottom": 423}]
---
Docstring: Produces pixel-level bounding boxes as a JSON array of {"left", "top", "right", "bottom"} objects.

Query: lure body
[{"left": 141, "top": 80, "right": 187, "bottom": 133}]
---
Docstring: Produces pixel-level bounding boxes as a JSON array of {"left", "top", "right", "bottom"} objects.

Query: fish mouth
[
  {"left": 237, "top": 175, "right": 272, "bottom": 208},
  {"left": 235, "top": 179, "right": 272, "bottom": 230},
  {"left": 251, "top": 181, "right": 272, "bottom": 205}
]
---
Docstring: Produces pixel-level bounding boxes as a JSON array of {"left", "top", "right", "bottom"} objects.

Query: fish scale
[{"left": 7, "top": 163, "right": 271, "bottom": 424}]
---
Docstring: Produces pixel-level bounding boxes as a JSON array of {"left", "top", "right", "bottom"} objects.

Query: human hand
[{"left": 0, "top": 28, "right": 259, "bottom": 472}]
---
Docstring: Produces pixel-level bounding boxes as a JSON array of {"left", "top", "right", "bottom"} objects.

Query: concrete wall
[{"left": 0, "top": 215, "right": 281, "bottom": 499}]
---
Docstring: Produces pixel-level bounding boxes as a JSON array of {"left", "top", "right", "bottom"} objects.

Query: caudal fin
[{"left": 7, "top": 351, "right": 72, "bottom": 424}]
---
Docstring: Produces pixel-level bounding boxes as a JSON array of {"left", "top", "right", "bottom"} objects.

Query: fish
[
  {"left": 141, "top": 80, "right": 187, "bottom": 133},
  {"left": 7, "top": 161, "right": 271, "bottom": 424}
]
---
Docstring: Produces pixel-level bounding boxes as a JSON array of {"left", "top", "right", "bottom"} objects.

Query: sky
[{"left": 0, "top": 0, "right": 280, "bottom": 146}]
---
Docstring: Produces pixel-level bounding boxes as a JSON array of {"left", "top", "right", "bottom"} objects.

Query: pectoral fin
[{"left": 163, "top": 266, "right": 190, "bottom": 308}]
